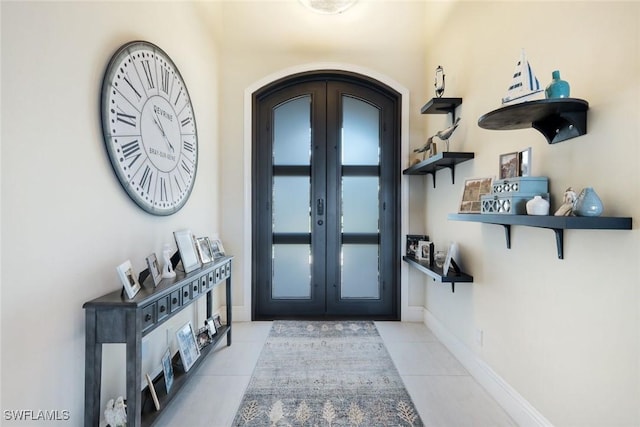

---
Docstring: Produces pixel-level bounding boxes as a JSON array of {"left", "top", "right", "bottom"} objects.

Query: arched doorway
[{"left": 252, "top": 71, "right": 401, "bottom": 319}]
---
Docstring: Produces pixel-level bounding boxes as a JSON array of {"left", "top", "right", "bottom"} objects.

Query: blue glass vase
[
  {"left": 545, "top": 70, "right": 570, "bottom": 99},
  {"left": 573, "top": 187, "right": 603, "bottom": 217}
]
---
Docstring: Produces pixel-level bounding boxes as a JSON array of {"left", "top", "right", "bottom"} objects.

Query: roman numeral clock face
[{"left": 101, "top": 41, "right": 198, "bottom": 215}]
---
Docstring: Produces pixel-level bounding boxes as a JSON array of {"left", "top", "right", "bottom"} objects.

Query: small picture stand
[
  {"left": 161, "top": 349, "right": 174, "bottom": 394},
  {"left": 442, "top": 242, "right": 459, "bottom": 276},
  {"left": 116, "top": 260, "right": 141, "bottom": 299}
]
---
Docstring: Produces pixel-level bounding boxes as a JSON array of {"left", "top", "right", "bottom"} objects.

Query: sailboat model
[{"left": 502, "top": 49, "right": 544, "bottom": 105}]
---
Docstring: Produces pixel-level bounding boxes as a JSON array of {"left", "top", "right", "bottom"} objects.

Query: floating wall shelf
[
  {"left": 421, "top": 97, "right": 463, "bottom": 122},
  {"left": 403, "top": 256, "right": 473, "bottom": 293},
  {"left": 448, "top": 214, "right": 632, "bottom": 259},
  {"left": 403, "top": 152, "right": 474, "bottom": 188},
  {"left": 478, "top": 98, "right": 588, "bottom": 144}
]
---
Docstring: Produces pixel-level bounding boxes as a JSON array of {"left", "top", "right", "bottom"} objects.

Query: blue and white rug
[{"left": 232, "top": 321, "right": 423, "bottom": 426}]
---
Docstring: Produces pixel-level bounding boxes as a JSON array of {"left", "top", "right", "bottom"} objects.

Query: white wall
[
  {"left": 1, "top": 2, "right": 222, "bottom": 424},
  {"left": 420, "top": 2, "right": 639, "bottom": 426}
]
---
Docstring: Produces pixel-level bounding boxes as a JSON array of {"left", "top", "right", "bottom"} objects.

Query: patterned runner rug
[{"left": 232, "top": 321, "right": 424, "bottom": 426}]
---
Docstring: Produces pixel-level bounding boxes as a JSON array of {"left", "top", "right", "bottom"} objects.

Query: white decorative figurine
[
  {"left": 434, "top": 117, "right": 461, "bottom": 152},
  {"left": 554, "top": 187, "right": 577, "bottom": 216},
  {"left": 162, "top": 243, "right": 176, "bottom": 279},
  {"left": 104, "top": 396, "right": 127, "bottom": 427}
]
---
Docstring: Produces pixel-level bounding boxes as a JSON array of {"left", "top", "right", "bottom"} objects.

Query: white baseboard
[
  {"left": 423, "top": 309, "right": 554, "bottom": 427},
  {"left": 217, "top": 305, "right": 251, "bottom": 323},
  {"left": 402, "top": 305, "right": 424, "bottom": 322}
]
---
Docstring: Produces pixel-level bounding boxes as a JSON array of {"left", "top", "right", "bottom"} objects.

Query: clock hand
[{"left": 153, "top": 111, "right": 175, "bottom": 153}]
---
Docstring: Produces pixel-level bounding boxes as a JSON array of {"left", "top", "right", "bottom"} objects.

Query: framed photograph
[
  {"left": 145, "top": 373, "right": 160, "bottom": 411},
  {"left": 212, "top": 313, "right": 223, "bottom": 329},
  {"left": 145, "top": 253, "right": 162, "bottom": 287},
  {"left": 443, "top": 242, "right": 459, "bottom": 275},
  {"left": 499, "top": 151, "right": 520, "bottom": 179},
  {"left": 195, "top": 237, "right": 214, "bottom": 264},
  {"left": 459, "top": 177, "right": 493, "bottom": 213},
  {"left": 519, "top": 147, "right": 532, "bottom": 177},
  {"left": 406, "top": 235, "right": 428, "bottom": 258},
  {"left": 174, "top": 229, "right": 201, "bottom": 274},
  {"left": 175, "top": 321, "right": 200, "bottom": 372},
  {"left": 161, "top": 348, "right": 174, "bottom": 394},
  {"left": 209, "top": 239, "right": 225, "bottom": 259},
  {"left": 116, "top": 260, "right": 141, "bottom": 299},
  {"left": 206, "top": 317, "right": 218, "bottom": 338},
  {"left": 196, "top": 326, "right": 212, "bottom": 350},
  {"left": 416, "top": 241, "right": 434, "bottom": 265}
]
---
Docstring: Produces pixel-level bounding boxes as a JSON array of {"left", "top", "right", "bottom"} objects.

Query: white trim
[
  {"left": 242, "top": 62, "right": 410, "bottom": 320},
  {"left": 423, "top": 308, "right": 555, "bottom": 427}
]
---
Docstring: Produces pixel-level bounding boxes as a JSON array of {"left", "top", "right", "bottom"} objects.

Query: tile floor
[{"left": 155, "top": 321, "right": 517, "bottom": 426}]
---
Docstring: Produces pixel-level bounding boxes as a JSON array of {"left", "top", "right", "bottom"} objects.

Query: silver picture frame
[{"left": 174, "top": 229, "right": 201, "bottom": 274}]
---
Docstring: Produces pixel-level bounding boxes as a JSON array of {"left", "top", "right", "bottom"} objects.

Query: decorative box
[
  {"left": 481, "top": 193, "right": 550, "bottom": 215},
  {"left": 492, "top": 177, "right": 548, "bottom": 195}
]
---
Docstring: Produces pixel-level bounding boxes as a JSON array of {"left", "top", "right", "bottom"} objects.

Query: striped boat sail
[{"left": 502, "top": 49, "right": 544, "bottom": 104}]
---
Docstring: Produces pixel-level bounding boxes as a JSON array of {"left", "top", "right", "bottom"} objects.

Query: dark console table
[{"left": 83, "top": 256, "right": 233, "bottom": 426}]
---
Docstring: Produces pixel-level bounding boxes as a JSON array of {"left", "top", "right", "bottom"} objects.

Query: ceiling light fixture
[{"left": 298, "top": 0, "right": 358, "bottom": 15}]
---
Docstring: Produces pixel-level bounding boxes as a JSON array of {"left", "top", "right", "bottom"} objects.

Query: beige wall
[
  {"left": 1, "top": 1, "right": 222, "bottom": 423},
  {"left": 421, "top": 2, "right": 639, "bottom": 426},
  {"left": 1, "top": 1, "right": 638, "bottom": 426}
]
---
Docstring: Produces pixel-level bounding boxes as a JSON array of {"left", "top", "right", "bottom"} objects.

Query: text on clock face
[
  {"left": 149, "top": 147, "right": 176, "bottom": 162},
  {"left": 153, "top": 105, "right": 173, "bottom": 122}
]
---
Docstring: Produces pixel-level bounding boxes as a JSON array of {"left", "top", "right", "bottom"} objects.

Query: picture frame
[
  {"left": 499, "top": 151, "right": 520, "bottom": 179},
  {"left": 116, "top": 260, "right": 141, "bottom": 299},
  {"left": 458, "top": 177, "right": 493, "bottom": 213},
  {"left": 416, "top": 240, "right": 434, "bottom": 265},
  {"left": 209, "top": 239, "right": 225, "bottom": 259},
  {"left": 175, "top": 321, "right": 200, "bottom": 372},
  {"left": 519, "top": 147, "right": 532, "bottom": 177},
  {"left": 195, "top": 237, "right": 214, "bottom": 264},
  {"left": 196, "top": 326, "right": 212, "bottom": 350},
  {"left": 161, "top": 348, "right": 174, "bottom": 394},
  {"left": 406, "top": 235, "right": 428, "bottom": 258},
  {"left": 145, "top": 373, "right": 160, "bottom": 411},
  {"left": 174, "top": 229, "right": 201, "bottom": 274},
  {"left": 206, "top": 317, "right": 218, "bottom": 338},
  {"left": 443, "top": 242, "right": 459, "bottom": 275},
  {"left": 212, "top": 313, "right": 223, "bottom": 330},
  {"left": 145, "top": 253, "right": 162, "bottom": 287}
]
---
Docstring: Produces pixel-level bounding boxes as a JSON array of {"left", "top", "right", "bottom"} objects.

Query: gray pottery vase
[{"left": 573, "top": 187, "right": 603, "bottom": 216}]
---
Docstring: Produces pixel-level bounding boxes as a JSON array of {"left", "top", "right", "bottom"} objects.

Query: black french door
[{"left": 252, "top": 72, "right": 400, "bottom": 319}]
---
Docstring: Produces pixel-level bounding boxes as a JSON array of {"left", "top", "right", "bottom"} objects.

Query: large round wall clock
[{"left": 101, "top": 40, "right": 198, "bottom": 215}]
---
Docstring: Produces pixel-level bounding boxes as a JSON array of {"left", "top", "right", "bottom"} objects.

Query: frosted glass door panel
[
  {"left": 342, "top": 177, "right": 379, "bottom": 233},
  {"left": 272, "top": 244, "right": 311, "bottom": 299},
  {"left": 273, "top": 177, "right": 310, "bottom": 233},
  {"left": 273, "top": 96, "right": 311, "bottom": 165},
  {"left": 341, "top": 244, "right": 379, "bottom": 299},
  {"left": 341, "top": 96, "right": 380, "bottom": 166}
]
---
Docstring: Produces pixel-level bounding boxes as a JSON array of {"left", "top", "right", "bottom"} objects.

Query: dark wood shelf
[
  {"left": 478, "top": 98, "right": 588, "bottom": 144},
  {"left": 448, "top": 214, "right": 632, "bottom": 259},
  {"left": 403, "top": 152, "right": 474, "bottom": 188},
  {"left": 403, "top": 256, "right": 473, "bottom": 293},
  {"left": 421, "top": 97, "right": 463, "bottom": 115}
]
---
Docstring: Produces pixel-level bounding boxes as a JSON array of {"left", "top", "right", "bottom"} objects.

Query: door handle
[{"left": 317, "top": 199, "right": 324, "bottom": 225}]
